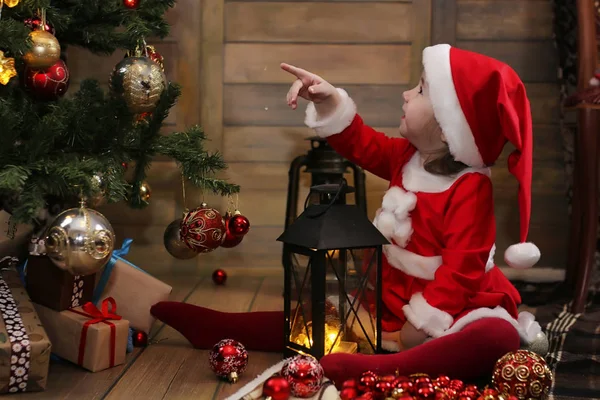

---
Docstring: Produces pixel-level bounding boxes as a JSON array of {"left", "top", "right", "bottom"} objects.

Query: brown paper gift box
[
  {"left": 0, "top": 269, "right": 51, "bottom": 394},
  {"left": 26, "top": 255, "right": 95, "bottom": 311},
  {"left": 34, "top": 299, "right": 129, "bottom": 372},
  {"left": 94, "top": 257, "right": 172, "bottom": 333}
]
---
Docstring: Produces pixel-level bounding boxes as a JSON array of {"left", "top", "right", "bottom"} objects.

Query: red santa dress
[{"left": 305, "top": 44, "right": 543, "bottom": 350}]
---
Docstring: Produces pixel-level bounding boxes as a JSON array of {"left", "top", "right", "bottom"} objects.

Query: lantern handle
[{"left": 303, "top": 178, "right": 347, "bottom": 219}]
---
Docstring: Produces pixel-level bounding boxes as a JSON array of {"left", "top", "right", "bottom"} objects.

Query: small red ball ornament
[
  {"left": 23, "top": 59, "right": 70, "bottom": 101},
  {"left": 221, "top": 212, "right": 244, "bottom": 248},
  {"left": 123, "top": 0, "right": 140, "bottom": 9},
  {"left": 133, "top": 330, "right": 148, "bottom": 347},
  {"left": 208, "top": 339, "right": 248, "bottom": 383},
  {"left": 228, "top": 211, "right": 250, "bottom": 236},
  {"left": 212, "top": 269, "right": 227, "bottom": 285},
  {"left": 262, "top": 375, "right": 291, "bottom": 400},
  {"left": 24, "top": 17, "right": 55, "bottom": 35},
  {"left": 281, "top": 355, "right": 324, "bottom": 398},
  {"left": 492, "top": 350, "right": 553, "bottom": 400},
  {"left": 340, "top": 387, "right": 360, "bottom": 400},
  {"left": 180, "top": 206, "right": 226, "bottom": 252}
]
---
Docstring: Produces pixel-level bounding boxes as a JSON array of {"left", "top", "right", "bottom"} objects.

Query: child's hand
[{"left": 280, "top": 63, "right": 340, "bottom": 111}]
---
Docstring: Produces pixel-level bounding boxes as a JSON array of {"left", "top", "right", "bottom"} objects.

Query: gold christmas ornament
[
  {"left": 163, "top": 219, "right": 198, "bottom": 260},
  {"left": 0, "top": 50, "right": 17, "bottom": 85},
  {"left": 44, "top": 201, "right": 115, "bottom": 276},
  {"left": 109, "top": 56, "right": 166, "bottom": 114},
  {"left": 3, "top": 0, "right": 21, "bottom": 7},
  {"left": 139, "top": 181, "right": 151, "bottom": 202},
  {"left": 88, "top": 173, "right": 107, "bottom": 208},
  {"left": 23, "top": 29, "right": 61, "bottom": 69}
]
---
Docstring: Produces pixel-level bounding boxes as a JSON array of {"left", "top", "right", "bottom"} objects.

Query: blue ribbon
[{"left": 92, "top": 238, "right": 146, "bottom": 304}]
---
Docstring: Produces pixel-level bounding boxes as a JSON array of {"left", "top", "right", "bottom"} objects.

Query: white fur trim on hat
[
  {"left": 402, "top": 292, "right": 453, "bottom": 337},
  {"left": 304, "top": 88, "right": 357, "bottom": 137},
  {"left": 422, "top": 44, "right": 485, "bottom": 168},
  {"left": 504, "top": 242, "right": 541, "bottom": 269}
]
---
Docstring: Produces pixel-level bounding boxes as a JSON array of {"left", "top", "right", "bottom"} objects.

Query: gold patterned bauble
[
  {"left": 163, "top": 219, "right": 198, "bottom": 260},
  {"left": 492, "top": 350, "right": 553, "bottom": 400},
  {"left": 0, "top": 50, "right": 17, "bottom": 85},
  {"left": 139, "top": 181, "right": 151, "bottom": 202},
  {"left": 109, "top": 56, "right": 166, "bottom": 114},
  {"left": 23, "top": 29, "right": 61, "bottom": 69},
  {"left": 3, "top": 0, "right": 21, "bottom": 7},
  {"left": 44, "top": 203, "right": 115, "bottom": 276}
]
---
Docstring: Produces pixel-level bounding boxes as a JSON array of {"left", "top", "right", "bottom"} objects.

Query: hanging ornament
[
  {"left": 110, "top": 48, "right": 167, "bottom": 114},
  {"left": 221, "top": 212, "right": 244, "bottom": 248},
  {"left": 0, "top": 50, "right": 17, "bottom": 85},
  {"left": 228, "top": 210, "right": 250, "bottom": 236},
  {"left": 212, "top": 268, "right": 227, "bottom": 285},
  {"left": 281, "top": 355, "right": 324, "bottom": 398},
  {"left": 263, "top": 375, "right": 291, "bottom": 400},
  {"left": 138, "top": 181, "right": 151, "bottom": 202},
  {"left": 123, "top": 0, "right": 140, "bottom": 9},
  {"left": 135, "top": 111, "right": 153, "bottom": 124},
  {"left": 22, "top": 58, "right": 70, "bottom": 100},
  {"left": 520, "top": 331, "right": 549, "bottom": 357},
  {"left": 3, "top": 0, "right": 20, "bottom": 7},
  {"left": 180, "top": 206, "right": 226, "bottom": 253},
  {"left": 23, "top": 24, "right": 61, "bottom": 69},
  {"left": 44, "top": 200, "right": 115, "bottom": 276},
  {"left": 127, "top": 45, "right": 164, "bottom": 72},
  {"left": 208, "top": 339, "right": 248, "bottom": 383},
  {"left": 163, "top": 219, "right": 198, "bottom": 260},
  {"left": 24, "top": 16, "right": 56, "bottom": 35},
  {"left": 492, "top": 350, "right": 552, "bottom": 400},
  {"left": 132, "top": 330, "right": 148, "bottom": 347},
  {"left": 87, "top": 173, "right": 107, "bottom": 208}
]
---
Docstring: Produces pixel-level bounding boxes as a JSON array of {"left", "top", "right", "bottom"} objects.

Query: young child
[{"left": 150, "top": 44, "right": 543, "bottom": 385}]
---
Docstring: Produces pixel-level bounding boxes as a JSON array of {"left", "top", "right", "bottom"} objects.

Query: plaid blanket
[{"left": 516, "top": 281, "right": 600, "bottom": 399}]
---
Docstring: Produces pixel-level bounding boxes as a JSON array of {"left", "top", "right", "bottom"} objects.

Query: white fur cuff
[
  {"left": 504, "top": 242, "right": 541, "bottom": 269},
  {"left": 304, "top": 88, "right": 357, "bottom": 137},
  {"left": 402, "top": 292, "right": 453, "bottom": 337}
]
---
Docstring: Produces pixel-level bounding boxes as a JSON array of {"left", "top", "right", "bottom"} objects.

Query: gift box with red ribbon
[{"left": 34, "top": 297, "right": 129, "bottom": 372}]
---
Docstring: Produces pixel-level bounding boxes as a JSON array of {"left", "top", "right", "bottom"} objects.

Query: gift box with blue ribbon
[{"left": 92, "top": 238, "right": 172, "bottom": 334}]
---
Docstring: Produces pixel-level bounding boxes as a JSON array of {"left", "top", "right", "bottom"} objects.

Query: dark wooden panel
[
  {"left": 410, "top": 0, "right": 432, "bottom": 85},
  {"left": 456, "top": 40, "right": 558, "bottom": 83},
  {"left": 456, "top": 0, "right": 554, "bottom": 40},
  {"left": 432, "top": 0, "right": 457, "bottom": 45},
  {"left": 224, "top": 44, "right": 411, "bottom": 84},
  {"left": 223, "top": 83, "right": 559, "bottom": 126},
  {"left": 224, "top": 2, "right": 413, "bottom": 43}
]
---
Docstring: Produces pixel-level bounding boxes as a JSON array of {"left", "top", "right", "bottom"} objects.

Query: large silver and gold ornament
[
  {"left": 44, "top": 203, "right": 115, "bottom": 276},
  {"left": 163, "top": 219, "right": 198, "bottom": 260},
  {"left": 109, "top": 56, "right": 166, "bottom": 114}
]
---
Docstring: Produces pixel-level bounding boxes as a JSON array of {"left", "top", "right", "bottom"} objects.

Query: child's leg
[
  {"left": 150, "top": 302, "right": 284, "bottom": 352},
  {"left": 319, "top": 317, "right": 520, "bottom": 387}
]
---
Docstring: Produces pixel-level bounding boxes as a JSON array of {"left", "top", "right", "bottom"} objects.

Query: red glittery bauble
[
  {"left": 281, "top": 355, "right": 324, "bottom": 398},
  {"left": 263, "top": 376, "right": 291, "bottom": 400},
  {"left": 180, "top": 206, "right": 226, "bottom": 253},
  {"left": 212, "top": 269, "right": 227, "bottom": 285},
  {"left": 228, "top": 211, "right": 250, "bottom": 236},
  {"left": 23, "top": 59, "right": 70, "bottom": 101},
  {"left": 133, "top": 330, "right": 148, "bottom": 347},
  {"left": 340, "top": 387, "right": 360, "bottom": 400},
  {"left": 221, "top": 213, "right": 244, "bottom": 248},
  {"left": 123, "top": 0, "right": 140, "bottom": 9},
  {"left": 208, "top": 339, "right": 248, "bottom": 383},
  {"left": 492, "top": 350, "right": 553, "bottom": 400},
  {"left": 24, "top": 17, "right": 55, "bottom": 35}
]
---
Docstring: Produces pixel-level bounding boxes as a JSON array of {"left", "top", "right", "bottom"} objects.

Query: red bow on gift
[{"left": 69, "top": 297, "right": 122, "bottom": 368}]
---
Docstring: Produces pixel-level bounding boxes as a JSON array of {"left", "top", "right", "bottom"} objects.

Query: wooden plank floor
[{"left": 18, "top": 272, "right": 284, "bottom": 400}]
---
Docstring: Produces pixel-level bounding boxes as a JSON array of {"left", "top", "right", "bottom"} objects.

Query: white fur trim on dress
[
  {"left": 402, "top": 292, "right": 454, "bottom": 337},
  {"left": 439, "top": 307, "right": 542, "bottom": 345},
  {"left": 422, "top": 44, "right": 485, "bottom": 168},
  {"left": 304, "top": 88, "right": 357, "bottom": 137},
  {"left": 372, "top": 186, "right": 417, "bottom": 247},
  {"left": 504, "top": 242, "right": 541, "bottom": 269},
  {"left": 402, "top": 152, "right": 490, "bottom": 194},
  {"left": 384, "top": 246, "right": 442, "bottom": 280}
]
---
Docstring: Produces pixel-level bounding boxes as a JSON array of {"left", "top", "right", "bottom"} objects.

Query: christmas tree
[{"left": 0, "top": 0, "right": 239, "bottom": 231}]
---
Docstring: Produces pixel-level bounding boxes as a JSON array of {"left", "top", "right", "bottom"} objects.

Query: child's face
[{"left": 399, "top": 72, "right": 445, "bottom": 153}]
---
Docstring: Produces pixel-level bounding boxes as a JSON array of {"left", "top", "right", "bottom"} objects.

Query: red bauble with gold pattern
[
  {"left": 228, "top": 210, "right": 250, "bottom": 236},
  {"left": 180, "top": 205, "right": 226, "bottom": 253},
  {"left": 492, "top": 350, "right": 553, "bottom": 400},
  {"left": 262, "top": 375, "right": 291, "bottom": 400},
  {"left": 221, "top": 212, "right": 244, "bottom": 248},
  {"left": 208, "top": 339, "right": 248, "bottom": 383},
  {"left": 23, "top": 59, "right": 70, "bottom": 101},
  {"left": 281, "top": 355, "right": 324, "bottom": 398}
]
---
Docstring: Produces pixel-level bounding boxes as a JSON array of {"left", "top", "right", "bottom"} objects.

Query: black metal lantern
[{"left": 277, "top": 181, "right": 389, "bottom": 360}]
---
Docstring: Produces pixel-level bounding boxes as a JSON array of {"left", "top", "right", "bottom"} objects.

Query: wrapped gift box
[
  {"left": 0, "top": 268, "right": 51, "bottom": 394},
  {"left": 26, "top": 255, "right": 95, "bottom": 311},
  {"left": 93, "top": 239, "right": 172, "bottom": 333},
  {"left": 34, "top": 298, "right": 128, "bottom": 372}
]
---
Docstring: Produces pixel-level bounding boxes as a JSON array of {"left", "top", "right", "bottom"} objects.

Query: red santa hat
[{"left": 422, "top": 44, "right": 540, "bottom": 269}]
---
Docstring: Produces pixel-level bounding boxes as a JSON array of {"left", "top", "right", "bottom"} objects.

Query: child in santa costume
[{"left": 150, "top": 44, "right": 544, "bottom": 386}]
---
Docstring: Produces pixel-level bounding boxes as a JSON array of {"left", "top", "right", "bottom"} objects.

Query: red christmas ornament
[
  {"left": 146, "top": 46, "right": 164, "bottom": 71},
  {"left": 133, "top": 330, "right": 148, "bottom": 347},
  {"left": 24, "top": 17, "right": 55, "bottom": 35},
  {"left": 262, "top": 375, "right": 291, "bottom": 400},
  {"left": 492, "top": 350, "right": 553, "bottom": 400},
  {"left": 281, "top": 355, "right": 324, "bottom": 398},
  {"left": 22, "top": 59, "right": 70, "bottom": 101},
  {"left": 342, "top": 379, "right": 358, "bottom": 389},
  {"left": 208, "top": 339, "right": 248, "bottom": 383},
  {"left": 212, "top": 269, "right": 227, "bottom": 285},
  {"left": 358, "top": 373, "right": 378, "bottom": 392},
  {"left": 374, "top": 380, "right": 393, "bottom": 397},
  {"left": 221, "top": 212, "right": 244, "bottom": 248},
  {"left": 450, "top": 380, "right": 465, "bottom": 392},
  {"left": 418, "top": 385, "right": 436, "bottom": 398},
  {"left": 228, "top": 210, "right": 250, "bottom": 236},
  {"left": 434, "top": 391, "right": 451, "bottom": 400},
  {"left": 180, "top": 206, "right": 226, "bottom": 252},
  {"left": 434, "top": 375, "right": 451, "bottom": 388},
  {"left": 123, "top": 0, "right": 140, "bottom": 9},
  {"left": 340, "top": 387, "right": 360, "bottom": 400},
  {"left": 121, "top": 162, "right": 128, "bottom": 169}
]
